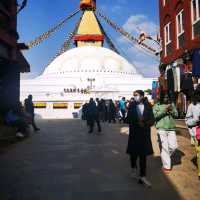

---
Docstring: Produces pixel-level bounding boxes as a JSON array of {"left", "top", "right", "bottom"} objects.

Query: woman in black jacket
[{"left": 126, "top": 90, "right": 155, "bottom": 187}]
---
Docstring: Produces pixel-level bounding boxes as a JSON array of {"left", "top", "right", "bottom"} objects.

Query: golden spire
[
  {"left": 80, "top": 0, "right": 96, "bottom": 11},
  {"left": 74, "top": 1, "right": 104, "bottom": 47}
]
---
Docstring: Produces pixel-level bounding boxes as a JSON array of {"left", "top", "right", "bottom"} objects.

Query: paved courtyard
[{"left": 0, "top": 119, "right": 199, "bottom": 200}]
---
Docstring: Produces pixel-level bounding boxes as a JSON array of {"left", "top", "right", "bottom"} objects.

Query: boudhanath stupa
[{"left": 20, "top": 1, "right": 156, "bottom": 119}]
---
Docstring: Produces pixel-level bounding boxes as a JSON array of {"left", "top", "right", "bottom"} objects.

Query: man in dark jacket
[
  {"left": 24, "top": 95, "right": 40, "bottom": 132},
  {"left": 87, "top": 98, "right": 101, "bottom": 133},
  {"left": 108, "top": 99, "right": 116, "bottom": 123},
  {"left": 126, "top": 90, "right": 155, "bottom": 187}
]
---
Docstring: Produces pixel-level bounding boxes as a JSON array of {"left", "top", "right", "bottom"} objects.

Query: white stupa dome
[
  {"left": 20, "top": 45, "right": 155, "bottom": 119},
  {"left": 43, "top": 46, "right": 140, "bottom": 76}
]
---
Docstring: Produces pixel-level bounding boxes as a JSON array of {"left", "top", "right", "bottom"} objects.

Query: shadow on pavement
[{"left": 0, "top": 119, "right": 190, "bottom": 200}]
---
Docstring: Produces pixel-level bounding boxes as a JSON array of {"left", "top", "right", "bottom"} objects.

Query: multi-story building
[
  {"left": 159, "top": 0, "right": 200, "bottom": 64},
  {"left": 0, "top": 0, "right": 29, "bottom": 113}
]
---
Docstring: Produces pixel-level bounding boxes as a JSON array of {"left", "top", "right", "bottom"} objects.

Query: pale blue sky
[{"left": 18, "top": 0, "right": 160, "bottom": 78}]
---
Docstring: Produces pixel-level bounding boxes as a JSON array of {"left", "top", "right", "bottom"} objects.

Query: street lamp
[{"left": 87, "top": 78, "right": 95, "bottom": 89}]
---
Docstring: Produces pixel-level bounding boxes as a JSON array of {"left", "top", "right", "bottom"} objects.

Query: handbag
[{"left": 196, "top": 126, "right": 200, "bottom": 140}]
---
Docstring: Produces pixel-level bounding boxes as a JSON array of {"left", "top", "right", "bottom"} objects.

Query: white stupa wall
[{"left": 21, "top": 46, "right": 156, "bottom": 119}]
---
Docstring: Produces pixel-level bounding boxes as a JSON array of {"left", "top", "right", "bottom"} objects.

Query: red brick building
[
  {"left": 0, "top": 0, "right": 29, "bottom": 113},
  {"left": 159, "top": 0, "right": 200, "bottom": 64}
]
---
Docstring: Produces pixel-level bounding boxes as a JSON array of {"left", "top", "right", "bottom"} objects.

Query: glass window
[
  {"left": 163, "top": 0, "right": 169, "bottom": 6},
  {"left": 199, "top": 0, "right": 200, "bottom": 17},
  {"left": 192, "top": 0, "right": 200, "bottom": 23},
  {"left": 163, "top": 0, "right": 166, "bottom": 6},
  {"left": 34, "top": 102, "right": 47, "bottom": 109},
  {"left": 164, "top": 22, "right": 172, "bottom": 56},
  {"left": 164, "top": 22, "right": 171, "bottom": 44},
  {"left": 176, "top": 10, "right": 185, "bottom": 48},
  {"left": 192, "top": 0, "right": 197, "bottom": 21},
  {"left": 74, "top": 103, "right": 82, "bottom": 109},
  {"left": 53, "top": 103, "right": 68, "bottom": 109},
  {"left": 191, "top": 0, "right": 200, "bottom": 37}
]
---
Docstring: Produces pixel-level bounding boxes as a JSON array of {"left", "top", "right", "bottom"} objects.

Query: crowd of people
[
  {"left": 82, "top": 85, "right": 200, "bottom": 187},
  {"left": 82, "top": 97, "right": 134, "bottom": 128}
]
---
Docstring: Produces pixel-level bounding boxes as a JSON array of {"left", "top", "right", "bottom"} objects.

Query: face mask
[{"left": 134, "top": 95, "right": 141, "bottom": 102}]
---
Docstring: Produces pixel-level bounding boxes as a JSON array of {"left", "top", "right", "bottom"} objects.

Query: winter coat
[
  {"left": 126, "top": 101, "right": 155, "bottom": 156},
  {"left": 86, "top": 101, "right": 99, "bottom": 121},
  {"left": 24, "top": 99, "right": 34, "bottom": 116},
  {"left": 153, "top": 103, "right": 178, "bottom": 130}
]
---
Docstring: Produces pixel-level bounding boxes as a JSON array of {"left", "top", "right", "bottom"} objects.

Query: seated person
[{"left": 5, "top": 103, "right": 29, "bottom": 138}]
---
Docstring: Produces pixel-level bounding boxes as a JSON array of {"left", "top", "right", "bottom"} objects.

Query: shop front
[{"left": 155, "top": 48, "right": 200, "bottom": 118}]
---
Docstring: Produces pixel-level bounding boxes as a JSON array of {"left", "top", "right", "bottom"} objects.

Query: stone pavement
[{"left": 0, "top": 119, "right": 199, "bottom": 200}]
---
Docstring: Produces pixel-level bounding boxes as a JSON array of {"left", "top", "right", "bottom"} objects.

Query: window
[
  {"left": 176, "top": 10, "right": 184, "bottom": 35},
  {"left": 74, "top": 103, "right": 82, "bottom": 109},
  {"left": 163, "top": 0, "right": 166, "bottom": 6},
  {"left": 164, "top": 23, "right": 171, "bottom": 44},
  {"left": 164, "top": 22, "right": 172, "bottom": 56},
  {"left": 34, "top": 102, "right": 47, "bottom": 109},
  {"left": 176, "top": 10, "right": 185, "bottom": 48},
  {"left": 191, "top": 0, "right": 200, "bottom": 37},
  {"left": 53, "top": 103, "right": 68, "bottom": 109},
  {"left": 163, "top": 0, "right": 169, "bottom": 6}
]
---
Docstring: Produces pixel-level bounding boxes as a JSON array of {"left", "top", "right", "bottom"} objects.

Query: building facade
[
  {"left": 0, "top": 0, "right": 29, "bottom": 113},
  {"left": 158, "top": 0, "right": 200, "bottom": 118},
  {"left": 159, "top": 0, "right": 200, "bottom": 64}
]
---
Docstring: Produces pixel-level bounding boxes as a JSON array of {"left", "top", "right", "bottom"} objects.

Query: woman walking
[
  {"left": 126, "top": 90, "right": 155, "bottom": 187},
  {"left": 153, "top": 95, "right": 178, "bottom": 173}
]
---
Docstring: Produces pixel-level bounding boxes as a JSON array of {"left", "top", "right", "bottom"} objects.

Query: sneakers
[
  {"left": 34, "top": 128, "right": 40, "bottom": 132},
  {"left": 138, "top": 176, "right": 152, "bottom": 188},
  {"left": 16, "top": 132, "right": 25, "bottom": 138},
  {"left": 131, "top": 168, "right": 138, "bottom": 179}
]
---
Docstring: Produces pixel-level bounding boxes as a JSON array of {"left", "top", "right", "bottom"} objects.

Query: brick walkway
[{"left": 0, "top": 119, "right": 199, "bottom": 200}]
